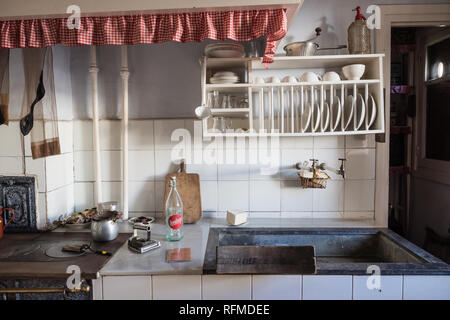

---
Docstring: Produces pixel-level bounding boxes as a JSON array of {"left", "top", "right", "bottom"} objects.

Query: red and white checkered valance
[{"left": 0, "top": 9, "right": 287, "bottom": 63}]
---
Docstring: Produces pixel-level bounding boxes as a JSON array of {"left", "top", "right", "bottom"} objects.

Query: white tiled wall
[
  {"left": 0, "top": 120, "right": 75, "bottom": 225},
  {"left": 1, "top": 119, "right": 376, "bottom": 221},
  {"left": 71, "top": 119, "right": 376, "bottom": 219}
]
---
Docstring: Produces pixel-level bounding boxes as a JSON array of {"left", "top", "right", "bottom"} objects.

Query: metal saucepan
[{"left": 283, "top": 27, "right": 347, "bottom": 56}]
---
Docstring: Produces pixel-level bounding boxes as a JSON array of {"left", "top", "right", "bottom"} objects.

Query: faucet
[{"left": 295, "top": 158, "right": 346, "bottom": 179}]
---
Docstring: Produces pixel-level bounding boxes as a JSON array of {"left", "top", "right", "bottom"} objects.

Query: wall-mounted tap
[{"left": 295, "top": 158, "right": 346, "bottom": 179}]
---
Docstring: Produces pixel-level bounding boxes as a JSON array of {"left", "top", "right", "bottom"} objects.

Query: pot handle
[
  {"left": 2, "top": 208, "right": 15, "bottom": 230},
  {"left": 317, "top": 45, "right": 347, "bottom": 51}
]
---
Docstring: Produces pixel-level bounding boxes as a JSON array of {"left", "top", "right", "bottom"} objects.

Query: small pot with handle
[
  {"left": 283, "top": 27, "right": 347, "bottom": 56},
  {"left": 0, "top": 208, "right": 15, "bottom": 239}
]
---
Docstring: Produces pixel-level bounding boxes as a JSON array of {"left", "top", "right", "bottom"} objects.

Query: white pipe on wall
[
  {"left": 120, "top": 46, "right": 130, "bottom": 220},
  {"left": 89, "top": 46, "right": 102, "bottom": 204}
]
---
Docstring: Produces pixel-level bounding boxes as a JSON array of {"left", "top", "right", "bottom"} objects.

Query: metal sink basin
[{"left": 203, "top": 228, "right": 450, "bottom": 275}]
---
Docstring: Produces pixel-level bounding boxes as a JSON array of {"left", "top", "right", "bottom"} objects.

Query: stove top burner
[{"left": 45, "top": 241, "right": 89, "bottom": 259}]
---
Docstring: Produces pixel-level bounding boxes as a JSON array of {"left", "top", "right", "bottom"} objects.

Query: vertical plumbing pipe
[
  {"left": 89, "top": 46, "right": 102, "bottom": 204},
  {"left": 120, "top": 46, "right": 129, "bottom": 220}
]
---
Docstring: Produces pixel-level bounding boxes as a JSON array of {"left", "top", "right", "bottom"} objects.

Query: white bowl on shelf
[{"left": 342, "top": 64, "right": 366, "bottom": 80}]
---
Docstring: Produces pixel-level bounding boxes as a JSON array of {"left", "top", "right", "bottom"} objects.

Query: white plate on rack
[
  {"left": 343, "top": 95, "right": 355, "bottom": 131},
  {"left": 301, "top": 103, "right": 312, "bottom": 133},
  {"left": 330, "top": 96, "right": 342, "bottom": 132},
  {"left": 366, "top": 94, "right": 377, "bottom": 129},
  {"left": 355, "top": 94, "right": 366, "bottom": 131}
]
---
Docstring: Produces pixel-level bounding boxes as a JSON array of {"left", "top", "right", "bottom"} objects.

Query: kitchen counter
[{"left": 99, "top": 217, "right": 386, "bottom": 276}]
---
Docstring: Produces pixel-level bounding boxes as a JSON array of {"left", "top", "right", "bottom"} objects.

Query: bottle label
[{"left": 168, "top": 214, "right": 183, "bottom": 230}]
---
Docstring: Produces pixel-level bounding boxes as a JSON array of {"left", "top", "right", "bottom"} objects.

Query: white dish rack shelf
[{"left": 200, "top": 54, "right": 385, "bottom": 137}]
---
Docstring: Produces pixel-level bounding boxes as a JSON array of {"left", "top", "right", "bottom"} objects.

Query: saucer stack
[{"left": 209, "top": 71, "right": 239, "bottom": 84}]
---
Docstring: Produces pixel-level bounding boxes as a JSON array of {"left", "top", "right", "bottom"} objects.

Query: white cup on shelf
[
  {"left": 322, "top": 71, "right": 341, "bottom": 82},
  {"left": 299, "top": 72, "right": 322, "bottom": 82}
]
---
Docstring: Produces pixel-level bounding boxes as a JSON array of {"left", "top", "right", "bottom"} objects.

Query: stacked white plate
[
  {"left": 209, "top": 71, "right": 239, "bottom": 84},
  {"left": 204, "top": 42, "right": 245, "bottom": 58}
]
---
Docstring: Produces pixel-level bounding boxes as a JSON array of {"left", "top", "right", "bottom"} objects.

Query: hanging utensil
[{"left": 20, "top": 70, "right": 46, "bottom": 136}]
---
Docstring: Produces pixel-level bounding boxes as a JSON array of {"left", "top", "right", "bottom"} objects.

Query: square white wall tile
[
  {"left": 252, "top": 275, "right": 302, "bottom": 300},
  {"left": 202, "top": 275, "right": 252, "bottom": 300},
  {"left": 130, "top": 150, "right": 154, "bottom": 181},
  {"left": 280, "top": 136, "right": 313, "bottom": 149},
  {"left": 250, "top": 180, "right": 280, "bottom": 212},
  {"left": 0, "top": 122, "right": 23, "bottom": 156},
  {"left": 303, "top": 275, "right": 352, "bottom": 300},
  {"left": 280, "top": 149, "right": 313, "bottom": 180},
  {"left": 218, "top": 163, "right": 249, "bottom": 180},
  {"left": 101, "top": 181, "right": 122, "bottom": 204},
  {"left": 280, "top": 180, "right": 313, "bottom": 212},
  {"left": 249, "top": 149, "right": 280, "bottom": 180},
  {"left": 103, "top": 276, "right": 152, "bottom": 300},
  {"left": 100, "top": 150, "right": 122, "bottom": 181},
  {"left": 0, "top": 156, "right": 23, "bottom": 175},
  {"left": 154, "top": 181, "right": 166, "bottom": 212},
  {"left": 345, "top": 135, "right": 376, "bottom": 149},
  {"left": 314, "top": 136, "right": 344, "bottom": 149},
  {"left": 154, "top": 119, "right": 185, "bottom": 149},
  {"left": 200, "top": 181, "right": 218, "bottom": 212},
  {"left": 345, "top": 149, "right": 375, "bottom": 180},
  {"left": 57, "top": 121, "right": 73, "bottom": 154},
  {"left": 218, "top": 181, "right": 249, "bottom": 211},
  {"left": 344, "top": 180, "right": 375, "bottom": 212},
  {"left": 353, "top": 276, "right": 402, "bottom": 300},
  {"left": 403, "top": 276, "right": 450, "bottom": 300},
  {"left": 45, "top": 153, "right": 74, "bottom": 192},
  {"left": 74, "top": 182, "right": 94, "bottom": 211},
  {"left": 25, "top": 157, "right": 45, "bottom": 192},
  {"left": 74, "top": 151, "right": 94, "bottom": 182},
  {"left": 73, "top": 120, "right": 93, "bottom": 151},
  {"left": 154, "top": 149, "right": 182, "bottom": 181},
  {"left": 129, "top": 120, "right": 154, "bottom": 150},
  {"left": 47, "top": 184, "right": 74, "bottom": 222},
  {"left": 186, "top": 158, "right": 217, "bottom": 181},
  {"left": 99, "top": 120, "right": 121, "bottom": 150},
  {"left": 312, "top": 180, "right": 344, "bottom": 212},
  {"left": 153, "top": 275, "right": 201, "bottom": 300},
  {"left": 129, "top": 181, "right": 155, "bottom": 212}
]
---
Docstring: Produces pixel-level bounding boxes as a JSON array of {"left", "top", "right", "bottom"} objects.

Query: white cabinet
[
  {"left": 153, "top": 275, "right": 202, "bottom": 300},
  {"left": 102, "top": 276, "right": 152, "bottom": 300},
  {"left": 353, "top": 275, "right": 402, "bottom": 300},
  {"left": 202, "top": 275, "right": 252, "bottom": 300},
  {"left": 302, "top": 275, "right": 352, "bottom": 300},
  {"left": 403, "top": 276, "right": 450, "bottom": 300},
  {"left": 252, "top": 275, "right": 301, "bottom": 300}
]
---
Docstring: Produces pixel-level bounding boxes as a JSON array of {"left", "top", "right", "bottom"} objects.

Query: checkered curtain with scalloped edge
[{"left": 0, "top": 9, "right": 287, "bottom": 63}]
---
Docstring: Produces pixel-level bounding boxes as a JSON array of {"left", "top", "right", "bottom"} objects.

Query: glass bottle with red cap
[
  {"left": 348, "top": 6, "right": 371, "bottom": 54},
  {"left": 165, "top": 176, "right": 184, "bottom": 241}
]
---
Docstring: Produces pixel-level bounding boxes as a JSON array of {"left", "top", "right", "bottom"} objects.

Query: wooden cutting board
[{"left": 163, "top": 161, "right": 202, "bottom": 224}]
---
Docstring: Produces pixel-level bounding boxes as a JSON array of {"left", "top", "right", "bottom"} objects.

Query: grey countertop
[{"left": 99, "top": 217, "right": 383, "bottom": 276}]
